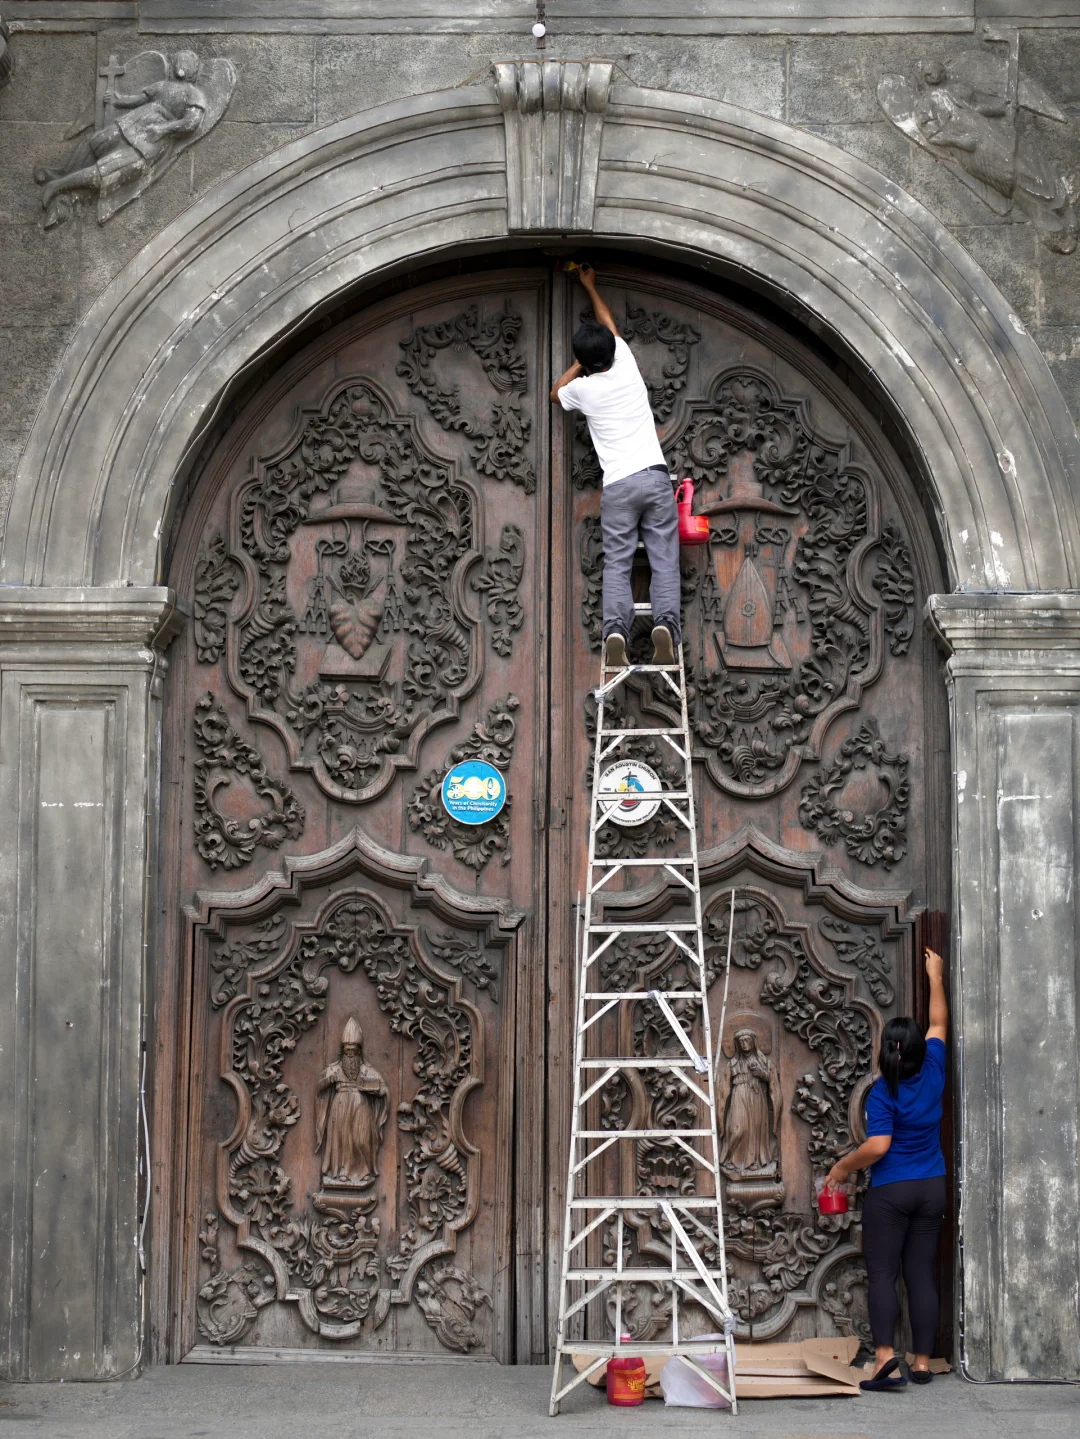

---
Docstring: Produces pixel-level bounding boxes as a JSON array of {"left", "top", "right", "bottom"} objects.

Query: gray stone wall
[{"left": 1, "top": 8, "right": 1079, "bottom": 533}]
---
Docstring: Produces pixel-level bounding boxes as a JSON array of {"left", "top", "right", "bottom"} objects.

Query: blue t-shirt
[{"left": 864, "top": 1037, "right": 946, "bottom": 1187}]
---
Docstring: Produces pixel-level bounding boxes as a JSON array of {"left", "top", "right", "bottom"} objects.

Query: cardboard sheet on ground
[{"left": 574, "top": 1336, "right": 864, "bottom": 1400}]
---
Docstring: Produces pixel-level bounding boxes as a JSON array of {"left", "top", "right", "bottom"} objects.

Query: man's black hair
[{"left": 572, "top": 322, "right": 616, "bottom": 376}]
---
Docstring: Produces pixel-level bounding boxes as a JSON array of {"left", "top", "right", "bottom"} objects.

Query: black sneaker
[
  {"left": 604, "top": 633, "right": 628, "bottom": 669},
  {"left": 651, "top": 625, "right": 676, "bottom": 665}
]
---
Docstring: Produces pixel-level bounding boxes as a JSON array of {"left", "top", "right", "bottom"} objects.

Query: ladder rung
[
  {"left": 596, "top": 791, "right": 689, "bottom": 801},
  {"left": 583, "top": 991, "right": 701, "bottom": 1001},
  {"left": 578, "top": 1057, "right": 700, "bottom": 1068},
  {"left": 558, "top": 1340, "right": 731, "bottom": 1357},
  {"left": 590, "top": 857, "right": 694, "bottom": 866},
  {"left": 600, "top": 663, "right": 680, "bottom": 673},
  {"left": 598, "top": 727, "right": 689, "bottom": 738},
  {"left": 575, "top": 1129, "right": 713, "bottom": 1139},
  {"left": 565, "top": 1267, "right": 725, "bottom": 1282},
  {"left": 588, "top": 922, "right": 698, "bottom": 932},
  {"left": 569, "top": 1195, "right": 721, "bottom": 1208}
]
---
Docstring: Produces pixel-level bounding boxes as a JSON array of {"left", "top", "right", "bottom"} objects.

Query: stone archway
[{"left": 2, "top": 65, "right": 1079, "bottom": 1383}]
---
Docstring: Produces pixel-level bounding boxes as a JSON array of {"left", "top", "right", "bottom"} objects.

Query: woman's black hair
[
  {"left": 572, "top": 321, "right": 616, "bottom": 375},
  {"left": 879, "top": 1017, "right": 927, "bottom": 1099}
]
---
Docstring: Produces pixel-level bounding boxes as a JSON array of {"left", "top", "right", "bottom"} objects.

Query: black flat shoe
[
  {"left": 909, "top": 1367, "right": 934, "bottom": 1384},
  {"left": 860, "top": 1356, "right": 907, "bottom": 1391}
]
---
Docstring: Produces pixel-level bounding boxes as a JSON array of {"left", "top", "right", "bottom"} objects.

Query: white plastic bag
[{"left": 659, "top": 1336, "right": 732, "bottom": 1409}]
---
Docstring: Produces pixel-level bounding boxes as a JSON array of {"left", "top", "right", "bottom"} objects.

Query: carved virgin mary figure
[
  {"left": 315, "top": 1018, "right": 389, "bottom": 1189},
  {"left": 716, "top": 1029, "right": 783, "bottom": 1177}
]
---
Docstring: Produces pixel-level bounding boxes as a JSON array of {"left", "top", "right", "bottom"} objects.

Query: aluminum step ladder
[{"left": 549, "top": 604, "right": 737, "bottom": 1416}]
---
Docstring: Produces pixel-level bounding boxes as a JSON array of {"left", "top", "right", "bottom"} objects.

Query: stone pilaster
[
  {"left": 929, "top": 592, "right": 1080, "bottom": 1382},
  {"left": 0, "top": 587, "right": 181, "bottom": 1380}
]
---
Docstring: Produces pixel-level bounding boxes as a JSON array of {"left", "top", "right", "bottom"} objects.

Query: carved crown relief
[
  {"left": 191, "top": 300, "right": 536, "bottom": 822},
  {"left": 204, "top": 378, "right": 482, "bottom": 804},
  {"left": 191, "top": 838, "right": 518, "bottom": 1353},
  {"left": 35, "top": 48, "right": 235, "bottom": 229}
]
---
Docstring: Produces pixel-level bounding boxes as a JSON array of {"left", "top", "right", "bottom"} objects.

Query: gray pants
[{"left": 600, "top": 466, "right": 682, "bottom": 643}]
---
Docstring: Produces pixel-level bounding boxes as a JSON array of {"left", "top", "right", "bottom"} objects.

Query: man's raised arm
[{"left": 577, "top": 265, "right": 619, "bottom": 336}]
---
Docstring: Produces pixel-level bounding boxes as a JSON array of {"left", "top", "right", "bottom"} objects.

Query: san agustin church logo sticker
[
  {"left": 441, "top": 760, "right": 507, "bottom": 825},
  {"left": 597, "top": 760, "right": 662, "bottom": 828}
]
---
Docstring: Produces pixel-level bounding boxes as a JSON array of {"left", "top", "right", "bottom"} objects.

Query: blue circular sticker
[{"left": 441, "top": 760, "right": 507, "bottom": 825}]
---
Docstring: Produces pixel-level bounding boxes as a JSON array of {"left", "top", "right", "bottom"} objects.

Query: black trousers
[{"left": 861, "top": 1175, "right": 946, "bottom": 1355}]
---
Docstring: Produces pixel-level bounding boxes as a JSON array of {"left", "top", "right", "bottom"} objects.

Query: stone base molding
[
  {"left": 929, "top": 591, "right": 1080, "bottom": 1382},
  {"left": 0, "top": 587, "right": 182, "bottom": 1380}
]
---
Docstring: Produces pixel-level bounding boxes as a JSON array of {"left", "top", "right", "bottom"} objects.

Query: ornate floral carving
[
  {"left": 872, "top": 520, "right": 915, "bottom": 657},
  {"left": 818, "top": 917, "right": 894, "bottom": 1006},
  {"left": 820, "top": 1257, "right": 872, "bottom": 1347},
  {"left": 397, "top": 304, "right": 535, "bottom": 492},
  {"left": 192, "top": 694, "right": 304, "bottom": 870},
  {"left": 35, "top": 50, "right": 235, "bottom": 229},
  {"left": 798, "top": 720, "right": 910, "bottom": 870},
  {"left": 196, "top": 1214, "right": 275, "bottom": 1347},
  {"left": 472, "top": 524, "right": 525, "bottom": 657},
  {"left": 229, "top": 378, "right": 481, "bottom": 802},
  {"left": 414, "top": 1262, "right": 492, "bottom": 1353},
  {"left": 193, "top": 535, "right": 240, "bottom": 663},
  {"left": 208, "top": 886, "right": 499, "bottom": 1346},
  {"left": 407, "top": 695, "right": 518, "bottom": 872}
]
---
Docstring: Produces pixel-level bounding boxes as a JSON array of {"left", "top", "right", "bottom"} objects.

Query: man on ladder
[
  {"left": 548, "top": 267, "right": 737, "bottom": 1416},
  {"left": 551, "top": 264, "right": 681, "bottom": 669}
]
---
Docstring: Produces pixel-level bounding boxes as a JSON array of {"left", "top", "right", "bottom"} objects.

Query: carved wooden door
[
  {"left": 164, "top": 261, "right": 944, "bottom": 1365},
  {"left": 547, "top": 267, "right": 946, "bottom": 1352},
  {"left": 164, "top": 272, "right": 551, "bottom": 1362}
]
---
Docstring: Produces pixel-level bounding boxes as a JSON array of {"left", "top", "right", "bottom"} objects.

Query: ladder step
[
  {"left": 565, "top": 1267, "right": 726, "bottom": 1282},
  {"left": 587, "top": 922, "right": 698, "bottom": 932},
  {"left": 582, "top": 991, "right": 701, "bottom": 1002},
  {"left": 590, "top": 857, "right": 694, "bottom": 866},
  {"left": 598, "top": 728, "right": 689, "bottom": 737},
  {"left": 559, "top": 1340, "right": 731, "bottom": 1358},
  {"left": 600, "top": 663, "right": 680, "bottom": 673},
  {"left": 576, "top": 1129, "right": 713, "bottom": 1139},
  {"left": 578, "top": 1057, "right": 701, "bottom": 1068},
  {"left": 595, "top": 791, "right": 690, "bottom": 801},
  {"left": 569, "top": 1195, "right": 720, "bottom": 1208}
]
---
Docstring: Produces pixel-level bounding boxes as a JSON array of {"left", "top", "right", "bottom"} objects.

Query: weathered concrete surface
[
  {"left": 2, "top": 1362, "right": 1080, "bottom": 1439},
  {"left": 930, "top": 593, "right": 1080, "bottom": 1383},
  {"left": 6, "top": 75, "right": 1079, "bottom": 594},
  {"left": 0, "top": 589, "right": 182, "bottom": 1381},
  {"left": 2, "top": 25, "right": 1080, "bottom": 533}
]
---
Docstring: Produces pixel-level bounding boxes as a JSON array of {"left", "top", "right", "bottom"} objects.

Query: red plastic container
[
  {"left": 817, "top": 1185, "right": 849, "bottom": 1215},
  {"left": 676, "top": 479, "right": 710, "bottom": 546},
  {"left": 607, "top": 1351, "right": 647, "bottom": 1406}
]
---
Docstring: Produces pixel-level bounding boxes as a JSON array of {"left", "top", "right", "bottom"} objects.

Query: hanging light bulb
[{"left": 532, "top": 21, "right": 547, "bottom": 37}]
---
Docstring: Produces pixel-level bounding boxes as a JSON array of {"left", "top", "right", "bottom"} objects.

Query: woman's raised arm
[{"left": 926, "top": 948, "right": 948, "bottom": 1042}]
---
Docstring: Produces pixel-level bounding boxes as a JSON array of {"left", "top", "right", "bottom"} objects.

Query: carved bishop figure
[{"left": 315, "top": 1018, "right": 389, "bottom": 1189}]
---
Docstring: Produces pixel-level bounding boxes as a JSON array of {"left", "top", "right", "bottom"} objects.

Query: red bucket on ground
[{"left": 676, "top": 479, "right": 710, "bottom": 546}]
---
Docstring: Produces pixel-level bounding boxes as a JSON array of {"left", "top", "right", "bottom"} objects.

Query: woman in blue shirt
[{"left": 824, "top": 948, "right": 948, "bottom": 1390}]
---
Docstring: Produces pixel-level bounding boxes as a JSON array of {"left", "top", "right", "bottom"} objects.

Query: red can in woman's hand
[{"left": 817, "top": 1185, "right": 849, "bottom": 1214}]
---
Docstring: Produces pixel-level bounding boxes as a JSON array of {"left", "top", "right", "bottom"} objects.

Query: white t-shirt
[{"left": 558, "top": 336, "right": 667, "bottom": 487}]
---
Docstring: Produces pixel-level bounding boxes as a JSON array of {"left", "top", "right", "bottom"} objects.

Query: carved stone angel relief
[
  {"left": 878, "top": 27, "right": 1077, "bottom": 254},
  {"left": 35, "top": 49, "right": 235, "bottom": 228}
]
